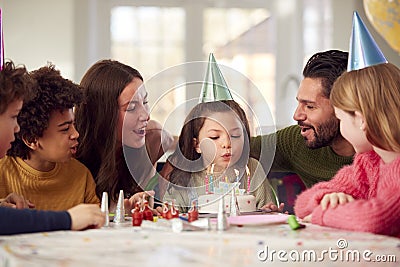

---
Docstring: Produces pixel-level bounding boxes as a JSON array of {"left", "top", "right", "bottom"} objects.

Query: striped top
[{"left": 0, "top": 156, "right": 99, "bottom": 210}]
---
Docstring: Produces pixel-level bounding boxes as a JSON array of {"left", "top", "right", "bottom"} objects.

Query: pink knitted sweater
[{"left": 294, "top": 150, "right": 400, "bottom": 237}]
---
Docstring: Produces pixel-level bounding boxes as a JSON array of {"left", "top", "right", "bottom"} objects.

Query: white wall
[
  {"left": 1, "top": 0, "right": 399, "bottom": 125},
  {"left": 1, "top": 0, "right": 75, "bottom": 79},
  {"left": 332, "top": 0, "right": 399, "bottom": 65}
]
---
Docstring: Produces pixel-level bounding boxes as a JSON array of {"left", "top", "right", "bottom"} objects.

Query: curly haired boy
[{"left": 0, "top": 64, "right": 99, "bottom": 210}]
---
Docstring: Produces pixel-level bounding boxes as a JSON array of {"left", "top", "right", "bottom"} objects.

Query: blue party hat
[
  {"left": 199, "top": 53, "right": 233, "bottom": 103},
  {"left": 347, "top": 11, "right": 388, "bottom": 71}
]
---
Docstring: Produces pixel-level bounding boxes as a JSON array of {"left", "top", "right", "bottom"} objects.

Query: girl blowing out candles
[{"left": 161, "top": 54, "right": 279, "bottom": 213}]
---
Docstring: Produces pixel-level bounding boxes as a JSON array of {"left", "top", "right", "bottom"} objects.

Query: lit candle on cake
[
  {"left": 246, "top": 166, "right": 250, "bottom": 194},
  {"left": 234, "top": 168, "right": 239, "bottom": 183},
  {"left": 234, "top": 168, "right": 240, "bottom": 195},
  {"left": 205, "top": 165, "right": 210, "bottom": 194},
  {"left": 209, "top": 163, "right": 215, "bottom": 193}
]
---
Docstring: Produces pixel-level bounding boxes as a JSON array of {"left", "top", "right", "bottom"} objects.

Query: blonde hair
[{"left": 331, "top": 63, "right": 400, "bottom": 152}]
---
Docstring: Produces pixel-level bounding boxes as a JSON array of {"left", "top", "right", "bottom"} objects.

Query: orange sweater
[{"left": 0, "top": 156, "right": 99, "bottom": 210}]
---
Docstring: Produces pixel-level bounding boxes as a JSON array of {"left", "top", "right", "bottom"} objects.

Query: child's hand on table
[
  {"left": 0, "top": 193, "right": 35, "bottom": 209},
  {"left": 124, "top": 190, "right": 160, "bottom": 215},
  {"left": 320, "top": 192, "right": 354, "bottom": 210},
  {"left": 68, "top": 204, "right": 106, "bottom": 230},
  {"left": 302, "top": 214, "right": 312, "bottom": 222},
  {"left": 260, "top": 202, "right": 285, "bottom": 213}
]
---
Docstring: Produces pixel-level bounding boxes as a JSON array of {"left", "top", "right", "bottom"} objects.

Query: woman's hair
[
  {"left": 331, "top": 63, "right": 400, "bottom": 152},
  {"left": 303, "top": 50, "right": 348, "bottom": 98},
  {"left": 168, "top": 100, "right": 251, "bottom": 186},
  {"left": 8, "top": 64, "right": 82, "bottom": 159},
  {"left": 0, "top": 61, "right": 34, "bottom": 115},
  {"left": 75, "top": 59, "right": 143, "bottom": 202}
]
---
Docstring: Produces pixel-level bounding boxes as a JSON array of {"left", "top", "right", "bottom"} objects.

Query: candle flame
[{"left": 245, "top": 165, "right": 250, "bottom": 175}]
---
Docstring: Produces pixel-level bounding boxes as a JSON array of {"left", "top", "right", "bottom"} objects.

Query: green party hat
[{"left": 199, "top": 53, "right": 233, "bottom": 103}]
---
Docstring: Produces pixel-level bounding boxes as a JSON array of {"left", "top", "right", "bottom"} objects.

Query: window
[{"left": 111, "top": 3, "right": 275, "bottom": 136}]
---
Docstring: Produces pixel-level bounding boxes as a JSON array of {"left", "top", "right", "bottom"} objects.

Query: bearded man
[{"left": 251, "top": 50, "right": 355, "bottom": 188}]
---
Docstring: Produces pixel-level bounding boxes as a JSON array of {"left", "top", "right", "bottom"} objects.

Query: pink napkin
[{"left": 228, "top": 214, "right": 289, "bottom": 225}]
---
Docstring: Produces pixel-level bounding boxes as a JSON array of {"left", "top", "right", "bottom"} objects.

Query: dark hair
[
  {"left": 303, "top": 50, "right": 348, "bottom": 98},
  {"left": 8, "top": 64, "right": 83, "bottom": 159},
  {"left": 0, "top": 61, "right": 34, "bottom": 114},
  {"left": 168, "top": 100, "right": 250, "bottom": 186},
  {"left": 75, "top": 59, "right": 144, "bottom": 202}
]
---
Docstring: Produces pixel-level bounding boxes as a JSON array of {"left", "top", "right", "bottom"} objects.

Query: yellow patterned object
[{"left": 364, "top": 0, "right": 400, "bottom": 53}]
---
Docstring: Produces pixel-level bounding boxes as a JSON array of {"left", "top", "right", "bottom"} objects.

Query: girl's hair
[
  {"left": 75, "top": 59, "right": 143, "bottom": 202},
  {"left": 8, "top": 64, "right": 82, "bottom": 159},
  {"left": 0, "top": 61, "right": 34, "bottom": 114},
  {"left": 331, "top": 63, "right": 400, "bottom": 152},
  {"left": 168, "top": 100, "right": 250, "bottom": 186}
]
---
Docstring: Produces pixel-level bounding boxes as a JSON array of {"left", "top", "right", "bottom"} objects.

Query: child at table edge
[
  {"left": 0, "top": 63, "right": 99, "bottom": 210},
  {"left": 0, "top": 60, "right": 105, "bottom": 235}
]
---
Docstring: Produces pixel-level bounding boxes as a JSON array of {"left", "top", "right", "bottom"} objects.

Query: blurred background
[{"left": 1, "top": 0, "right": 399, "bottom": 135}]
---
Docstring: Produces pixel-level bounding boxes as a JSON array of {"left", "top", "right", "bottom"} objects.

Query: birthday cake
[{"left": 198, "top": 194, "right": 256, "bottom": 213}]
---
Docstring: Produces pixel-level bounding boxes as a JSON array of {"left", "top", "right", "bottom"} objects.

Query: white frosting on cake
[{"left": 198, "top": 194, "right": 256, "bottom": 213}]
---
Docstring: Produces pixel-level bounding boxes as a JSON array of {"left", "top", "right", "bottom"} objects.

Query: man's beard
[{"left": 301, "top": 116, "right": 340, "bottom": 149}]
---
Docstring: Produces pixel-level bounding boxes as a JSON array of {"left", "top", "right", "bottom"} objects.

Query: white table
[{"left": 0, "top": 214, "right": 399, "bottom": 267}]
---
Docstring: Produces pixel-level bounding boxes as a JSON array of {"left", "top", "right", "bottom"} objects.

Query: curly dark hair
[
  {"left": 0, "top": 60, "right": 35, "bottom": 114},
  {"left": 7, "top": 64, "right": 83, "bottom": 159},
  {"left": 302, "top": 50, "right": 348, "bottom": 98}
]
